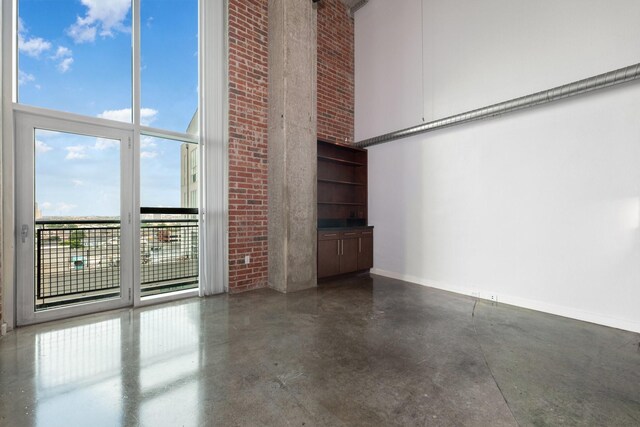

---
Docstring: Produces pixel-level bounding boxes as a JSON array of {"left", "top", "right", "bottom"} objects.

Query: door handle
[{"left": 21, "top": 224, "right": 29, "bottom": 243}]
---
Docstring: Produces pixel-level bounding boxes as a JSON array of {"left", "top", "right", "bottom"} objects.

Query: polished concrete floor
[{"left": 1, "top": 274, "right": 639, "bottom": 426}]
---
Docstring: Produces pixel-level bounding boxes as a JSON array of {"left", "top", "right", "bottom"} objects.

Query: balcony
[{"left": 35, "top": 214, "right": 198, "bottom": 310}]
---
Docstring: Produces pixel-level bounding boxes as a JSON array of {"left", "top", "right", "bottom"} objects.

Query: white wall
[{"left": 356, "top": 0, "right": 640, "bottom": 332}]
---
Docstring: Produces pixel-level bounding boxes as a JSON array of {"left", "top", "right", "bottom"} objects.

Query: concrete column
[{"left": 268, "top": 0, "right": 317, "bottom": 292}]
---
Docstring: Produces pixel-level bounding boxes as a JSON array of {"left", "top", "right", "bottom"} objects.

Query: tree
[{"left": 68, "top": 230, "right": 85, "bottom": 249}]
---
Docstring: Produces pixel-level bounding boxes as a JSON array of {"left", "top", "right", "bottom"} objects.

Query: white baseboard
[{"left": 370, "top": 268, "right": 640, "bottom": 334}]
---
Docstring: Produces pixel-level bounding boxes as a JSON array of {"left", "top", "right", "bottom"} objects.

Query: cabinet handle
[
  {"left": 341, "top": 239, "right": 344, "bottom": 255},
  {"left": 344, "top": 232, "right": 356, "bottom": 236},
  {"left": 337, "top": 240, "right": 340, "bottom": 255},
  {"left": 359, "top": 237, "right": 361, "bottom": 253},
  {"left": 323, "top": 233, "right": 337, "bottom": 237}
]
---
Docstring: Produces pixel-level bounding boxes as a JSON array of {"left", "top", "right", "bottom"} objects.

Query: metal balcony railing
[
  {"left": 140, "top": 219, "right": 199, "bottom": 292},
  {"left": 35, "top": 212, "right": 198, "bottom": 309}
]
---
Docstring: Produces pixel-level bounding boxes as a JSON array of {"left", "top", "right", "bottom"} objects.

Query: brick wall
[
  {"left": 0, "top": 2, "right": 355, "bottom": 305},
  {"left": 317, "top": 0, "right": 355, "bottom": 143},
  {"left": 227, "top": 0, "right": 354, "bottom": 293},
  {"left": 228, "top": 0, "right": 270, "bottom": 293}
]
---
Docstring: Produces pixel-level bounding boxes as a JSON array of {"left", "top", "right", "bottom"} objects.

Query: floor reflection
[
  {"left": 7, "top": 301, "right": 207, "bottom": 427},
  {"left": 137, "top": 305, "right": 202, "bottom": 427},
  {"left": 35, "top": 319, "right": 123, "bottom": 427},
  {"left": 3, "top": 274, "right": 636, "bottom": 426}
]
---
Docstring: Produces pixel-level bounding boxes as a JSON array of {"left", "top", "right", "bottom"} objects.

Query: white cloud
[
  {"left": 67, "top": 23, "right": 96, "bottom": 43},
  {"left": 58, "top": 57, "right": 74, "bottom": 73},
  {"left": 140, "top": 151, "right": 158, "bottom": 159},
  {"left": 140, "top": 135, "right": 157, "bottom": 149},
  {"left": 94, "top": 138, "right": 119, "bottom": 150},
  {"left": 140, "top": 137, "right": 158, "bottom": 159},
  {"left": 18, "top": 70, "right": 35, "bottom": 86},
  {"left": 19, "top": 19, "right": 72, "bottom": 76},
  {"left": 97, "top": 108, "right": 131, "bottom": 123},
  {"left": 18, "top": 19, "right": 51, "bottom": 57},
  {"left": 72, "top": 179, "right": 84, "bottom": 187},
  {"left": 51, "top": 46, "right": 74, "bottom": 72},
  {"left": 65, "top": 145, "right": 88, "bottom": 160},
  {"left": 19, "top": 36, "right": 52, "bottom": 58},
  {"left": 97, "top": 107, "right": 158, "bottom": 126},
  {"left": 140, "top": 108, "right": 158, "bottom": 126},
  {"left": 53, "top": 46, "right": 72, "bottom": 59},
  {"left": 67, "top": 0, "right": 131, "bottom": 44},
  {"left": 35, "top": 139, "right": 52, "bottom": 154}
]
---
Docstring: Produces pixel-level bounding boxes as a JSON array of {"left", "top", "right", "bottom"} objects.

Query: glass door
[{"left": 15, "top": 112, "right": 134, "bottom": 325}]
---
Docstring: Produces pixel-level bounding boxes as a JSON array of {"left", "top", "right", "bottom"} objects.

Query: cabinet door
[
  {"left": 318, "top": 239, "right": 340, "bottom": 278},
  {"left": 340, "top": 237, "right": 359, "bottom": 273},
  {"left": 357, "top": 234, "right": 373, "bottom": 270}
]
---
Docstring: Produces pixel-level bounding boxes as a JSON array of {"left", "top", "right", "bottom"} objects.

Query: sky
[{"left": 19, "top": 0, "right": 198, "bottom": 217}]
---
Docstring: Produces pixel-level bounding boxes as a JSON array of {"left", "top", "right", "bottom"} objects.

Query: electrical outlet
[
  {"left": 488, "top": 294, "right": 498, "bottom": 303},
  {"left": 244, "top": 255, "right": 250, "bottom": 265}
]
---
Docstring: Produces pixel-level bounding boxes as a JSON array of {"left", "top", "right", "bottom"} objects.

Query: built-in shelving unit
[
  {"left": 317, "top": 139, "right": 373, "bottom": 279},
  {"left": 317, "top": 140, "right": 368, "bottom": 228},
  {"left": 318, "top": 155, "right": 366, "bottom": 166},
  {"left": 318, "top": 179, "right": 365, "bottom": 186},
  {"left": 318, "top": 202, "right": 365, "bottom": 206}
]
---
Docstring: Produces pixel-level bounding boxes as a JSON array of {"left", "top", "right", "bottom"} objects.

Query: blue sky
[{"left": 19, "top": 0, "right": 198, "bottom": 217}]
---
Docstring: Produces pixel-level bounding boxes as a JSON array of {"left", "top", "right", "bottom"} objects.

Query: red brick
[{"left": 227, "top": 0, "right": 353, "bottom": 293}]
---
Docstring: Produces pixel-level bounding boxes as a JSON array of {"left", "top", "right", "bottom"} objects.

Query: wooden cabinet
[
  {"left": 341, "top": 233, "right": 359, "bottom": 273},
  {"left": 317, "top": 228, "right": 374, "bottom": 279},
  {"left": 317, "top": 139, "right": 373, "bottom": 280},
  {"left": 318, "top": 232, "right": 340, "bottom": 278},
  {"left": 357, "top": 229, "right": 373, "bottom": 270}
]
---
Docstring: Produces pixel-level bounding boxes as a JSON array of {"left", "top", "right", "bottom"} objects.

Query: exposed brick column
[{"left": 228, "top": 0, "right": 269, "bottom": 293}]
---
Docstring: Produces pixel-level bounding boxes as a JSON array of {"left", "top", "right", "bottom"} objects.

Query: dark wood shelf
[
  {"left": 318, "top": 202, "right": 365, "bottom": 206},
  {"left": 318, "top": 155, "right": 365, "bottom": 166},
  {"left": 317, "top": 139, "right": 368, "bottom": 224},
  {"left": 318, "top": 178, "right": 365, "bottom": 186},
  {"left": 317, "top": 139, "right": 372, "bottom": 280}
]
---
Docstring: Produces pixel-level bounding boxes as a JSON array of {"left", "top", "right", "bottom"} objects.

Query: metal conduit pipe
[{"left": 354, "top": 62, "right": 640, "bottom": 148}]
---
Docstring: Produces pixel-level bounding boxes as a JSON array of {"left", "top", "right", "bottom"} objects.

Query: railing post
[{"left": 36, "top": 227, "right": 42, "bottom": 299}]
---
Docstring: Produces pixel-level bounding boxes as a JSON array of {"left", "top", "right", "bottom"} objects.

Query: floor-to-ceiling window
[{"left": 11, "top": 0, "right": 203, "bottom": 325}]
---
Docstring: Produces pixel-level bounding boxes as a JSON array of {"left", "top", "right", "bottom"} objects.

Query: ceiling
[{"left": 339, "top": 0, "right": 368, "bottom": 15}]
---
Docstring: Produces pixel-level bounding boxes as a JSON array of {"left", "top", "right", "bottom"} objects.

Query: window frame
[{"left": 1, "top": 0, "right": 228, "bottom": 330}]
